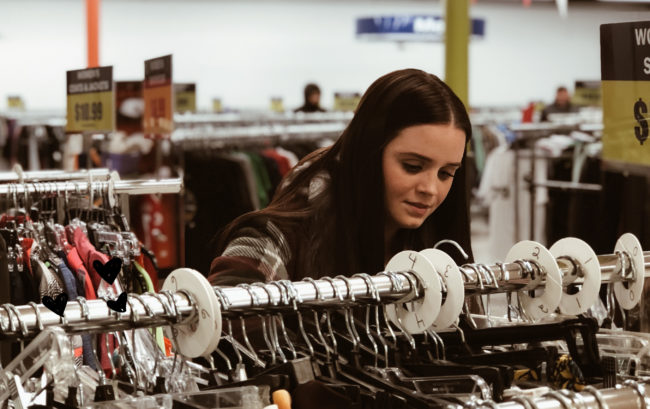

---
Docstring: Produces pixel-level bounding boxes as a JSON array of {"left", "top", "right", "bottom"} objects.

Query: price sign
[
  {"left": 143, "top": 55, "right": 174, "bottom": 138},
  {"left": 212, "top": 98, "right": 223, "bottom": 113},
  {"left": 573, "top": 80, "right": 601, "bottom": 107},
  {"left": 7, "top": 96, "right": 25, "bottom": 110},
  {"left": 270, "top": 97, "right": 284, "bottom": 113},
  {"left": 601, "top": 21, "right": 650, "bottom": 171},
  {"left": 66, "top": 66, "right": 114, "bottom": 133},
  {"left": 116, "top": 81, "right": 144, "bottom": 135},
  {"left": 334, "top": 92, "right": 361, "bottom": 112},
  {"left": 175, "top": 83, "right": 196, "bottom": 113}
]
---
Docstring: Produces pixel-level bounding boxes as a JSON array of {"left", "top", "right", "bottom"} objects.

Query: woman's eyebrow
[
  {"left": 397, "top": 152, "right": 432, "bottom": 162},
  {"left": 398, "top": 152, "right": 461, "bottom": 168}
]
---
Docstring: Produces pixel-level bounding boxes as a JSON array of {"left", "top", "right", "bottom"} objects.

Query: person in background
[
  {"left": 294, "top": 83, "right": 326, "bottom": 113},
  {"left": 540, "top": 86, "right": 578, "bottom": 121}
]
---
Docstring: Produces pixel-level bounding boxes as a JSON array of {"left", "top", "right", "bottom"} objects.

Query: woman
[{"left": 208, "top": 69, "right": 473, "bottom": 286}]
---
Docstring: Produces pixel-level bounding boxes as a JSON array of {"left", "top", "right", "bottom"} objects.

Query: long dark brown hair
[{"left": 215, "top": 69, "right": 473, "bottom": 279}]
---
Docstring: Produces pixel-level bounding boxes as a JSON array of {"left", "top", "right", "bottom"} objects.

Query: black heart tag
[
  {"left": 93, "top": 257, "right": 123, "bottom": 285},
  {"left": 43, "top": 293, "right": 68, "bottom": 317},
  {"left": 107, "top": 292, "right": 128, "bottom": 313}
]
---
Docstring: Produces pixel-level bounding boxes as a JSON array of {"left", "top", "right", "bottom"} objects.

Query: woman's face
[{"left": 382, "top": 123, "right": 466, "bottom": 235}]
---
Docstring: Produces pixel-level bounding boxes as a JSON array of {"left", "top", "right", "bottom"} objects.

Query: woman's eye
[
  {"left": 402, "top": 163, "right": 422, "bottom": 173},
  {"left": 440, "top": 170, "right": 456, "bottom": 179}
]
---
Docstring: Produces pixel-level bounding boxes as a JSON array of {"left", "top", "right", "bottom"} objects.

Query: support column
[
  {"left": 444, "top": 0, "right": 469, "bottom": 107},
  {"left": 86, "top": 0, "right": 100, "bottom": 68}
]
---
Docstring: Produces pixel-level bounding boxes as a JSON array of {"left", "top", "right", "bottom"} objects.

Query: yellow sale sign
[
  {"left": 601, "top": 21, "right": 650, "bottom": 171},
  {"left": 66, "top": 66, "right": 115, "bottom": 133}
]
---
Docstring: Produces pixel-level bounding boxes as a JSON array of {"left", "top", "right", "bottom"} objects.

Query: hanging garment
[
  {"left": 477, "top": 146, "right": 548, "bottom": 261},
  {"left": 184, "top": 152, "right": 255, "bottom": 274},
  {"left": 229, "top": 152, "right": 261, "bottom": 210}
]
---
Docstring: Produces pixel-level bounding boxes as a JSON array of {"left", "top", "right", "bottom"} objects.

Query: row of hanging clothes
[
  {"left": 167, "top": 120, "right": 345, "bottom": 276},
  {"left": 475, "top": 118, "right": 604, "bottom": 262},
  {"left": 0, "top": 167, "right": 182, "bottom": 373},
  {"left": 0, "top": 113, "right": 66, "bottom": 172},
  {"left": 0, "top": 230, "right": 648, "bottom": 408}
]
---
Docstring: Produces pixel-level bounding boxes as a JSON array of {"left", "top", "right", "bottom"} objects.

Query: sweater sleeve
[{"left": 207, "top": 220, "right": 291, "bottom": 286}]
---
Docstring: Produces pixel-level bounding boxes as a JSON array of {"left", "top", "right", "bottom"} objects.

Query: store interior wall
[{"left": 0, "top": 0, "right": 647, "bottom": 111}]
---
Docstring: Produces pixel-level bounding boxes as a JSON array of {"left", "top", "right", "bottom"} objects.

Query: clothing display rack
[
  {"left": 172, "top": 122, "right": 346, "bottom": 148},
  {"left": 507, "top": 120, "right": 603, "bottom": 242},
  {"left": 0, "top": 233, "right": 647, "bottom": 408},
  {"left": 174, "top": 111, "right": 354, "bottom": 127},
  {"left": 0, "top": 239, "right": 644, "bottom": 337}
]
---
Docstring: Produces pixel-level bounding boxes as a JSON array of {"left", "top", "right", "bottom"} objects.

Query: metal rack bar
[
  {"left": 493, "top": 383, "right": 647, "bottom": 409},
  {"left": 0, "top": 293, "right": 195, "bottom": 339},
  {"left": 0, "top": 178, "right": 183, "bottom": 196},
  {"left": 0, "top": 168, "right": 112, "bottom": 183},
  {"left": 0, "top": 248, "right": 647, "bottom": 337},
  {"left": 458, "top": 252, "right": 650, "bottom": 295}
]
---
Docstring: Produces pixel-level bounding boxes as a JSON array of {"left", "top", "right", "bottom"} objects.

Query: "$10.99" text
[{"left": 75, "top": 102, "right": 103, "bottom": 122}]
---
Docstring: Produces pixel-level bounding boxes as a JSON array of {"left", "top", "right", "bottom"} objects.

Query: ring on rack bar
[
  {"left": 582, "top": 385, "right": 610, "bottom": 409},
  {"left": 6, "top": 305, "right": 28, "bottom": 339},
  {"left": 506, "top": 241, "right": 563, "bottom": 322},
  {"left": 474, "top": 399, "right": 499, "bottom": 409},
  {"left": 251, "top": 283, "right": 278, "bottom": 307},
  {"left": 614, "top": 233, "right": 645, "bottom": 310},
  {"left": 559, "top": 389, "right": 589, "bottom": 409},
  {"left": 130, "top": 294, "right": 154, "bottom": 317},
  {"left": 236, "top": 283, "right": 261, "bottom": 308},
  {"left": 511, "top": 395, "right": 538, "bottom": 409},
  {"left": 550, "top": 237, "right": 602, "bottom": 315},
  {"left": 161, "top": 268, "right": 222, "bottom": 358},
  {"left": 1, "top": 304, "right": 17, "bottom": 334},
  {"left": 623, "top": 380, "right": 648, "bottom": 409},
  {"left": 421, "top": 249, "right": 465, "bottom": 330},
  {"left": 125, "top": 296, "right": 139, "bottom": 324},
  {"left": 336, "top": 275, "right": 357, "bottom": 304},
  {"left": 543, "top": 391, "right": 573, "bottom": 409},
  {"left": 27, "top": 302, "right": 44, "bottom": 331},
  {"left": 322, "top": 277, "right": 344, "bottom": 302},
  {"left": 385, "top": 250, "right": 442, "bottom": 334}
]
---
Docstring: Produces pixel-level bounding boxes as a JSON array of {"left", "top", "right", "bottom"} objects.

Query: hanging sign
[
  {"left": 573, "top": 80, "right": 601, "bottom": 107},
  {"left": 270, "top": 97, "right": 284, "bottom": 113},
  {"left": 7, "top": 96, "right": 25, "bottom": 110},
  {"left": 116, "top": 81, "right": 144, "bottom": 135},
  {"left": 356, "top": 15, "right": 485, "bottom": 43},
  {"left": 143, "top": 55, "right": 174, "bottom": 138},
  {"left": 601, "top": 21, "right": 650, "bottom": 173},
  {"left": 212, "top": 98, "right": 223, "bottom": 113},
  {"left": 333, "top": 92, "right": 361, "bottom": 112},
  {"left": 66, "top": 66, "right": 115, "bottom": 133},
  {"left": 174, "top": 83, "right": 196, "bottom": 113}
]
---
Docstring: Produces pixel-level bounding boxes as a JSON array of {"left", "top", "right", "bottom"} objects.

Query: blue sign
[{"left": 356, "top": 15, "right": 485, "bottom": 43}]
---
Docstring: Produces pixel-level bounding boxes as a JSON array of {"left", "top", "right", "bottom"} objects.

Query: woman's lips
[{"left": 404, "top": 201, "right": 430, "bottom": 216}]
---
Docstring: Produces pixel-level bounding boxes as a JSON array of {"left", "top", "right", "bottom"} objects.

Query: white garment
[{"left": 477, "top": 146, "right": 548, "bottom": 261}]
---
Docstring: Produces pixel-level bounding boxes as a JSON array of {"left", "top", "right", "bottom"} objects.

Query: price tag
[
  {"left": 270, "top": 97, "right": 284, "bottom": 113},
  {"left": 143, "top": 55, "right": 174, "bottom": 138},
  {"left": 7, "top": 96, "right": 25, "bottom": 110},
  {"left": 601, "top": 21, "right": 650, "bottom": 172},
  {"left": 174, "top": 83, "right": 196, "bottom": 113},
  {"left": 65, "top": 66, "right": 114, "bottom": 133},
  {"left": 212, "top": 98, "right": 223, "bottom": 113},
  {"left": 333, "top": 92, "right": 361, "bottom": 112}
]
